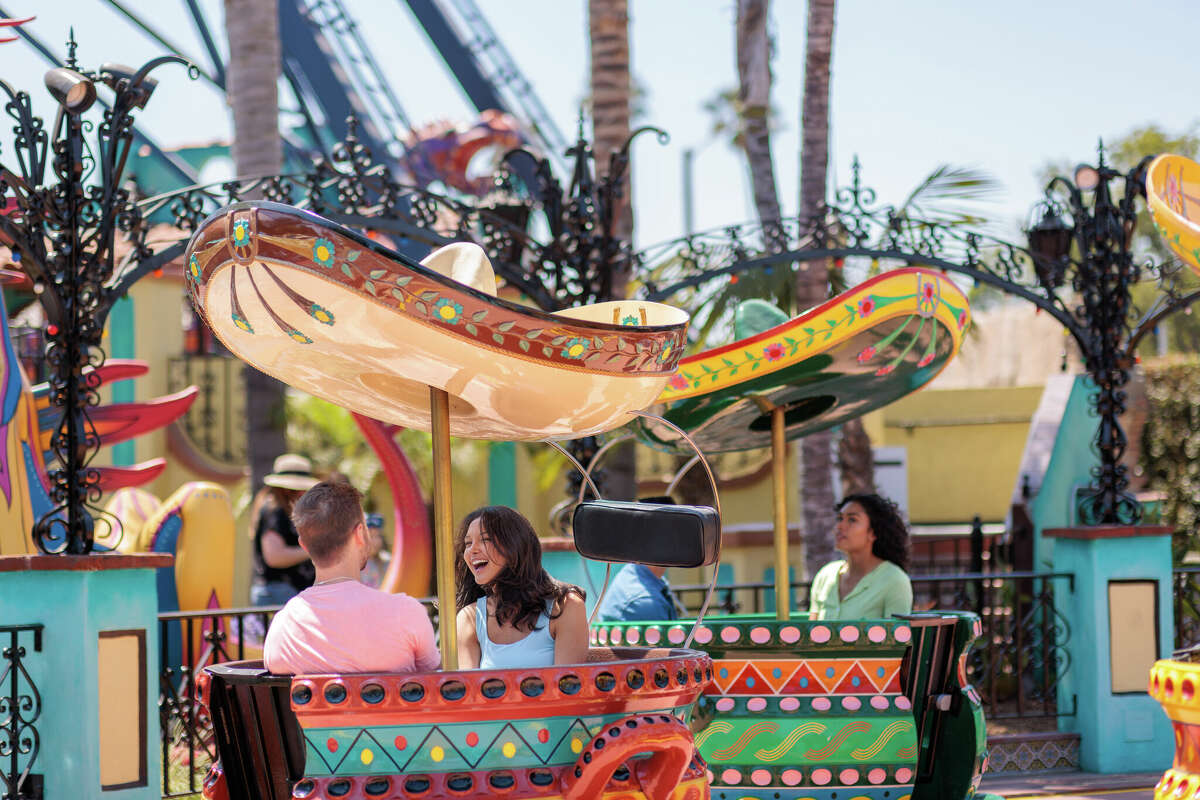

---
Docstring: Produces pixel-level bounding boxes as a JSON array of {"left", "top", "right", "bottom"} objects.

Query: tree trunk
[
  {"left": 838, "top": 418, "right": 874, "bottom": 496},
  {"left": 588, "top": 0, "right": 637, "bottom": 500},
  {"left": 797, "top": 0, "right": 838, "bottom": 580},
  {"left": 224, "top": 0, "right": 287, "bottom": 489},
  {"left": 736, "top": 0, "right": 783, "bottom": 246}
]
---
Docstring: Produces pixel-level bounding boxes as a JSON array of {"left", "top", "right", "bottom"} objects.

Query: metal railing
[
  {"left": 1175, "top": 566, "right": 1200, "bottom": 651},
  {"left": 1, "top": 624, "right": 43, "bottom": 800}
]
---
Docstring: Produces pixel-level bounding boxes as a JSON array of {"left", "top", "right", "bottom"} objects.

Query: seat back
[
  {"left": 899, "top": 613, "right": 987, "bottom": 800},
  {"left": 572, "top": 500, "right": 720, "bottom": 567},
  {"left": 203, "top": 661, "right": 305, "bottom": 800}
]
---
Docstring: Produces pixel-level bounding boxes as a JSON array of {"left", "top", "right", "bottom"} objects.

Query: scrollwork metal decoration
[
  {"left": 0, "top": 34, "right": 198, "bottom": 553},
  {"left": 635, "top": 150, "right": 1200, "bottom": 527}
]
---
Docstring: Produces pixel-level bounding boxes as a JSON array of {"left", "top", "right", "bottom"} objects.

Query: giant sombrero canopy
[
  {"left": 185, "top": 202, "right": 689, "bottom": 440},
  {"left": 633, "top": 268, "right": 970, "bottom": 453},
  {"left": 1147, "top": 154, "right": 1200, "bottom": 276}
]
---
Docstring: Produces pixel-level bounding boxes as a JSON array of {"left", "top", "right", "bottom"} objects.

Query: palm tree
[
  {"left": 588, "top": 0, "right": 637, "bottom": 500},
  {"left": 736, "top": 0, "right": 784, "bottom": 249},
  {"left": 797, "top": 0, "right": 838, "bottom": 580},
  {"left": 224, "top": 0, "right": 287, "bottom": 489}
]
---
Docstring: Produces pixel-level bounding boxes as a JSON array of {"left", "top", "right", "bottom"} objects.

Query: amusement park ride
[{"left": 3, "top": 4, "right": 1200, "bottom": 800}]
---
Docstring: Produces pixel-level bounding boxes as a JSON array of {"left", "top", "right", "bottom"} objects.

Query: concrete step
[{"left": 986, "top": 731, "right": 1082, "bottom": 774}]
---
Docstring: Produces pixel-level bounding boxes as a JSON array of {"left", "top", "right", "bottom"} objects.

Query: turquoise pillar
[
  {"left": 108, "top": 295, "right": 136, "bottom": 466},
  {"left": 1030, "top": 376, "right": 1098, "bottom": 569},
  {"left": 1047, "top": 526, "right": 1174, "bottom": 772},
  {"left": 0, "top": 554, "right": 171, "bottom": 798}
]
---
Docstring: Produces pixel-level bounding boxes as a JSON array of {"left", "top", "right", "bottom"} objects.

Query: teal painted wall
[
  {"left": 108, "top": 295, "right": 136, "bottom": 466},
  {"left": 0, "top": 563, "right": 162, "bottom": 798},
  {"left": 1054, "top": 533, "right": 1174, "bottom": 772},
  {"left": 1030, "top": 376, "right": 1097, "bottom": 569},
  {"left": 487, "top": 442, "right": 517, "bottom": 507}
]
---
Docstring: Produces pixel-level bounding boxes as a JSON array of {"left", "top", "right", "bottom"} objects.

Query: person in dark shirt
[{"left": 249, "top": 454, "right": 320, "bottom": 606}]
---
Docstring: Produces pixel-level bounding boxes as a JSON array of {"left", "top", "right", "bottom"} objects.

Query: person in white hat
[{"left": 249, "top": 453, "right": 321, "bottom": 607}]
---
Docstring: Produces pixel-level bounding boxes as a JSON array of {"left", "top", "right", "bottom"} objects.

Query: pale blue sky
[{"left": 0, "top": 0, "right": 1194, "bottom": 251}]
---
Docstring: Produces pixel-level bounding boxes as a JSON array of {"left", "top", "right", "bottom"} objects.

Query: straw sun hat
[
  {"left": 262, "top": 453, "right": 320, "bottom": 492},
  {"left": 185, "top": 202, "right": 690, "bottom": 441}
]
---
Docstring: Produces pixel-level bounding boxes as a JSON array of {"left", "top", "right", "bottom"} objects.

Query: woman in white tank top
[{"left": 454, "top": 506, "right": 589, "bottom": 669}]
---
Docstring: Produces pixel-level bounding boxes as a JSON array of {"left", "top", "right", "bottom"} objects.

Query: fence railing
[
  {"left": 1175, "top": 566, "right": 1200, "bottom": 651},
  {"left": 1, "top": 624, "right": 43, "bottom": 800}
]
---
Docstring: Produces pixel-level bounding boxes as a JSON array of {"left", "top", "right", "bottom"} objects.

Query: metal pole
[
  {"left": 771, "top": 406, "right": 789, "bottom": 620},
  {"left": 682, "top": 148, "right": 695, "bottom": 237},
  {"left": 430, "top": 386, "right": 458, "bottom": 670}
]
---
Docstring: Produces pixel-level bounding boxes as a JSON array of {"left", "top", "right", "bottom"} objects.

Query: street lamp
[
  {"left": 0, "top": 35, "right": 195, "bottom": 553},
  {"left": 1025, "top": 147, "right": 1157, "bottom": 526}
]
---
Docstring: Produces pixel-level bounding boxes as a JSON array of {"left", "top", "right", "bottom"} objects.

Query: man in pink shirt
[{"left": 264, "top": 481, "right": 439, "bottom": 674}]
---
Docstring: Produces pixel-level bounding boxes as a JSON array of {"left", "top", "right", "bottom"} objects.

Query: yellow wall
[{"left": 871, "top": 385, "right": 1044, "bottom": 523}]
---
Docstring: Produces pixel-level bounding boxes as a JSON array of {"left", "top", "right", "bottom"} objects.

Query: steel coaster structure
[{"left": 4, "top": 0, "right": 567, "bottom": 191}]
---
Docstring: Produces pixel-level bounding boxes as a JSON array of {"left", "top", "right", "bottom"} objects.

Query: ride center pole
[
  {"left": 430, "top": 387, "right": 458, "bottom": 670},
  {"left": 771, "top": 406, "right": 789, "bottom": 621}
]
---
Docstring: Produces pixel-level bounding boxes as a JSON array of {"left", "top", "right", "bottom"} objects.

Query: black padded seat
[{"left": 572, "top": 500, "right": 720, "bottom": 567}]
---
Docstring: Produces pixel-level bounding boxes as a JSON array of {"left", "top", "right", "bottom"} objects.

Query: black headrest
[{"left": 571, "top": 500, "right": 720, "bottom": 568}]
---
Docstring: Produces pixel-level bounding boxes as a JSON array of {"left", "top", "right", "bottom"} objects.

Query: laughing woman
[{"left": 454, "top": 506, "right": 589, "bottom": 669}]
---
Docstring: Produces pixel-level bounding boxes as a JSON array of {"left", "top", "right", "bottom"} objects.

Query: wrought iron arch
[{"left": 632, "top": 157, "right": 1200, "bottom": 526}]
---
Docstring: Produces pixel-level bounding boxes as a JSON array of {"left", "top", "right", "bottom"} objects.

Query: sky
[{"left": 0, "top": 0, "right": 1194, "bottom": 254}]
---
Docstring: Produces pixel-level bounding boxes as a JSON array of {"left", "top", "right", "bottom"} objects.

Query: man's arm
[{"left": 411, "top": 603, "right": 440, "bottom": 672}]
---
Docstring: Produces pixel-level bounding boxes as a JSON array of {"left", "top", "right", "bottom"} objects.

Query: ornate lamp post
[
  {"left": 1025, "top": 151, "right": 1157, "bottom": 525},
  {"left": 0, "top": 37, "right": 195, "bottom": 553}
]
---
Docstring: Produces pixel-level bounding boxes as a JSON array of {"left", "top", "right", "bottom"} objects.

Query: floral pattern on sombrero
[
  {"left": 659, "top": 269, "right": 969, "bottom": 401},
  {"left": 186, "top": 207, "right": 687, "bottom": 376}
]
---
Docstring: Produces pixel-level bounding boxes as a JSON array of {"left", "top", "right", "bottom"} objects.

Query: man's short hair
[{"left": 292, "top": 481, "right": 364, "bottom": 566}]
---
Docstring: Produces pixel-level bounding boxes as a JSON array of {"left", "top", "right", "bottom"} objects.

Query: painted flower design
[
  {"left": 232, "top": 313, "right": 254, "bottom": 334},
  {"left": 858, "top": 297, "right": 875, "bottom": 317},
  {"left": 1167, "top": 172, "right": 1183, "bottom": 213},
  {"left": 917, "top": 279, "right": 939, "bottom": 317},
  {"left": 187, "top": 254, "right": 201, "bottom": 282},
  {"left": 763, "top": 342, "right": 785, "bottom": 362},
  {"left": 561, "top": 337, "right": 589, "bottom": 359},
  {"left": 232, "top": 219, "right": 251, "bottom": 248},
  {"left": 621, "top": 315, "right": 639, "bottom": 326},
  {"left": 856, "top": 346, "right": 876, "bottom": 364},
  {"left": 310, "top": 303, "right": 335, "bottom": 326},
  {"left": 957, "top": 311, "right": 968, "bottom": 329},
  {"left": 287, "top": 329, "right": 313, "bottom": 344},
  {"left": 875, "top": 364, "right": 895, "bottom": 376},
  {"left": 917, "top": 352, "right": 935, "bottom": 368},
  {"left": 668, "top": 373, "right": 689, "bottom": 391},
  {"left": 434, "top": 297, "right": 463, "bottom": 324},
  {"left": 657, "top": 341, "right": 674, "bottom": 363},
  {"left": 312, "top": 238, "right": 336, "bottom": 269}
]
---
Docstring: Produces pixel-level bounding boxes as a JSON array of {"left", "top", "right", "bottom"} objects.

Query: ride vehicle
[{"left": 187, "top": 202, "right": 993, "bottom": 800}]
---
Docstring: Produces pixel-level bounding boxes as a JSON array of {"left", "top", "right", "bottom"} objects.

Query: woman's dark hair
[
  {"left": 454, "top": 506, "right": 584, "bottom": 632},
  {"left": 837, "top": 493, "right": 910, "bottom": 573}
]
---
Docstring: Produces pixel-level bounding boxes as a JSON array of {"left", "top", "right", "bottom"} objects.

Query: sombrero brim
[
  {"left": 185, "top": 202, "right": 690, "bottom": 440},
  {"left": 1146, "top": 154, "right": 1200, "bottom": 276},
  {"left": 633, "top": 268, "right": 970, "bottom": 453},
  {"left": 263, "top": 474, "right": 320, "bottom": 491}
]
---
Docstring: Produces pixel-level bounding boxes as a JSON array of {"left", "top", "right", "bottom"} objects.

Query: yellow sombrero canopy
[{"left": 185, "top": 202, "right": 689, "bottom": 440}]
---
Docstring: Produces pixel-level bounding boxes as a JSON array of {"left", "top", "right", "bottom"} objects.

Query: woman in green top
[{"left": 808, "top": 493, "right": 913, "bottom": 620}]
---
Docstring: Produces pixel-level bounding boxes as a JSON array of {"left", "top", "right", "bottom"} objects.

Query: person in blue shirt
[{"left": 596, "top": 563, "right": 679, "bottom": 622}]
